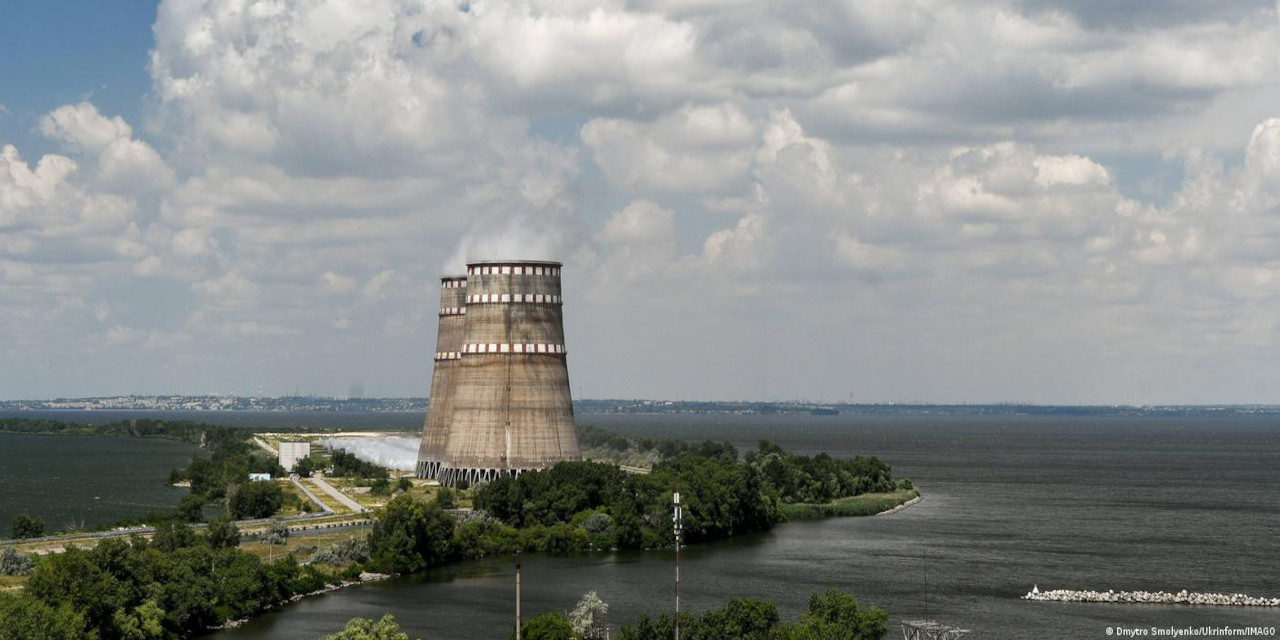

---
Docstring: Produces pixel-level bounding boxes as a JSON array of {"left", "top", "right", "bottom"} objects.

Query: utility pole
[
  {"left": 673, "top": 491, "right": 682, "bottom": 640},
  {"left": 515, "top": 550, "right": 522, "bottom": 640}
]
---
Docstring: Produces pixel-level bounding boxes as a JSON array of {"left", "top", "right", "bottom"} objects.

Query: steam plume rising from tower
[{"left": 417, "top": 261, "right": 580, "bottom": 486}]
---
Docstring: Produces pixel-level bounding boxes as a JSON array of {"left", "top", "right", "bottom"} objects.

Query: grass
[
  {"left": 239, "top": 528, "right": 369, "bottom": 561},
  {"left": 276, "top": 479, "right": 316, "bottom": 516},
  {"left": 0, "top": 575, "right": 29, "bottom": 591},
  {"left": 779, "top": 489, "right": 920, "bottom": 521}
]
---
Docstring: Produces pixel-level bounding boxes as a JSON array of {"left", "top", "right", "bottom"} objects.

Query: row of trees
[
  {"left": 747, "top": 441, "right": 898, "bottom": 505},
  {"left": 0, "top": 521, "right": 346, "bottom": 639},
  {"left": 473, "top": 454, "right": 776, "bottom": 551},
  {"left": 578, "top": 425, "right": 904, "bottom": 506},
  {"left": 327, "top": 589, "right": 888, "bottom": 640},
  {"left": 469, "top": 436, "right": 900, "bottom": 553},
  {"left": 327, "top": 449, "right": 390, "bottom": 479},
  {"left": 618, "top": 589, "right": 888, "bottom": 640}
]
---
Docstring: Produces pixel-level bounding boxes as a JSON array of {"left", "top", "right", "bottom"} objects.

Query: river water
[
  {"left": 190, "top": 413, "right": 1280, "bottom": 639},
  {"left": 0, "top": 433, "right": 196, "bottom": 536}
]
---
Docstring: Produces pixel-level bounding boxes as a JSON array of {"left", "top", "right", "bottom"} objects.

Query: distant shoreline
[{"left": 6, "top": 399, "right": 1280, "bottom": 418}]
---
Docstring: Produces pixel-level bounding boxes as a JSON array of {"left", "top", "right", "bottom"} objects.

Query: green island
[{"left": 0, "top": 418, "right": 918, "bottom": 639}]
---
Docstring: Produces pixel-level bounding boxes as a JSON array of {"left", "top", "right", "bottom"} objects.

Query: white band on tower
[{"left": 461, "top": 343, "right": 566, "bottom": 355}]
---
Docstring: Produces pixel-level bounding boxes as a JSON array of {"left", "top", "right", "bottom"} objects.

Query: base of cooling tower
[{"left": 416, "top": 460, "right": 534, "bottom": 487}]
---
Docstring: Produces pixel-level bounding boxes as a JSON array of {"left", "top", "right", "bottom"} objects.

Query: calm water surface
[
  {"left": 0, "top": 433, "right": 196, "bottom": 536},
  {"left": 201, "top": 413, "right": 1280, "bottom": 640}
]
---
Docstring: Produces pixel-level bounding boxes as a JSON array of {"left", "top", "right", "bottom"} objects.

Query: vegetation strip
[{"left": 0, "top": 418, "right": 916, "bottom": 638}]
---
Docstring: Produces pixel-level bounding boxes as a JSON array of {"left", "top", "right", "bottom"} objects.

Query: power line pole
[
  {"left": 673, "top": 491, "right": 682, "bottom": 640},
  {"left": 515, "top": 550, "right": 522, "bottom": 640}
]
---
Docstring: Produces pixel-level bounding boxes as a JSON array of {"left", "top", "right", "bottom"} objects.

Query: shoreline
[
  {"left": 211, "top": 571, "right": 392, "bottom": 631},
  {"left": 204, "top": 491, "right": 922, "bottom": 634},
  {"left": 875, "top": 494, "right": 922, "bottom": 516}
]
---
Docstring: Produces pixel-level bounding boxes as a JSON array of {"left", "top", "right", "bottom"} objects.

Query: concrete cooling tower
[
  {"left": 416, "top": 275, "right": 467, "bottom": 479},
  {"left": 417, "top": 261, "right": 581, "bottom": 486}
]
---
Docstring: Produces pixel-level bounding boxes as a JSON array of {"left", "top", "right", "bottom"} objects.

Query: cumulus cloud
[{"left": 3, "top": 0, "right": 1280, "bottom": 403}]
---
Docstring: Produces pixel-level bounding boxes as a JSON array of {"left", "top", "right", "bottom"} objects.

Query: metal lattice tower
[
  {"left": 900, "top": 621, "right": 970, "bottom": 640},
  {"left": 417, "top": 261, "right": 580, "bottom": 486}
]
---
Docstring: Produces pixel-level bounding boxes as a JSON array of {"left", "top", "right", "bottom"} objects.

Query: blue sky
[
  {"left": 2, "top": 1, "right": 1280, "bottom": 403},
  {"left": 0, "top": 3, "right": 155, "bottom": 158}
]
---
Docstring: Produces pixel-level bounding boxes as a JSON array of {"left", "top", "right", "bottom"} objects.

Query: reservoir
[
  {"left": 0, "top": 432, "right": 196, "bottom": 537},
  {"left": 204, "top": 413, "right": 1280, "bottom": 639}
]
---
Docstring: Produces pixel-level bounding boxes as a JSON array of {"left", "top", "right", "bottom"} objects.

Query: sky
[{"left": 2, "top": 1, "right": 1280, "bottom": 404}]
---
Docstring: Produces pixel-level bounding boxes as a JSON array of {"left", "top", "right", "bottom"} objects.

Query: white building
[{"left": 279, "top": 441, "right": 311, "bottom": 472}]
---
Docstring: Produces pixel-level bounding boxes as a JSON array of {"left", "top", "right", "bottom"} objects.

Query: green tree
[
  {"left": 785, "top": 589, "right": 888, "bottom": 640},
  {"left": 151, "top": 520, "right": 197, "bottom": 552},
  {"left": 229, "top": 480, "right": 285, "bottom": 519},
  {"left": 0, "top": 592, "right": 88, "bottom": 640},
  {"left": 26, "top": 547, "right": 124, "bottom": 635},
  {"left": 294, "top": 455, "right": 318, "bottom": 477},
  {"left": 177, "top": 494, "right": 205, "bottom": 523},
  {"left": 700, "top": 598, "right": 779, "bottom": 639},
  {"left": 370, "top": 477, "right": 392, "bottom": 496},
  {"left": 434, "top": 487, "right": 456, "bottom": 510},
  {"left": 113, "top": 599, "right": 166, "bottom": 640},
  {"left": 368, "top": 495, "right": 455, "bottom": 574},
  {"left": 513, "top": 612, "right": 580, "bottom": 640},
  {"left": 206, "top": 517, "right": 242, "bottom": 549},
  {"left": 396, "top": 477, "right": 413, "bottom": 493},
  {"left": 322, "top": 614, "right": 411, "bottom": 640},
  {"left": 11, "top": 513, "right": 45, "bottom": 539}
]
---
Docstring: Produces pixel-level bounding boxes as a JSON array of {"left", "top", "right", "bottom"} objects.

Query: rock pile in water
[{"left": 1023, "top": 586, "right": 1280, "bottom": 607}]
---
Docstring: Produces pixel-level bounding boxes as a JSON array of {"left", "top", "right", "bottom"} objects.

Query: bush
[
  {"left": 267, "top": 520, "right": 290, "bottom": 545},
  {"left": 11, "top": 514, "right": 44, "bottom": 539},
  {"left": 152, "top": 520, "right": 197, "bottom": 552},
  {"left": 0, "top": 548, "right": 34, "bottom": 576},
  {"left": 310, "top": 537, "right": 370, "bottom": 566},
  {"left": 206, "top": 517, "right": 241, "bottom": 549},
  {"left": 230, "top": 481, "right": 285, "bottom": 519},
  {"left": 435, "top": 487, "right": 456, "bottom": 509},
  {"left": 177, "top": 494, "right": 206, "bottom": 523},
  {"left": 322, "top": 614, "right": 410, "bottom": 640},
  {"left": 513, "top": 613, "right": 580, "bottom": 640}
]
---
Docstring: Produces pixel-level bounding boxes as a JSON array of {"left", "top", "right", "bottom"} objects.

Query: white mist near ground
[{"left": 322, "top": 437, "right": 418, "bottom": 471}]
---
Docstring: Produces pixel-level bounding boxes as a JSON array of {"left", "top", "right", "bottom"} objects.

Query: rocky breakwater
[{"left": 1023, "top": 586, "right": 1280, "bottom": 607}]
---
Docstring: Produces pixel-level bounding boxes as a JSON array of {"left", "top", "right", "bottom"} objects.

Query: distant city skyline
[{"left": 3, "top": 2, "right": 1280, "bottom": 404}]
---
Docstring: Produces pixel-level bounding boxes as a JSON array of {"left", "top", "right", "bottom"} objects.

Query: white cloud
[
  {"left": 597, "top": 200, "right": 675, "bottom": 245},
  {"left": 4, "top": 0, "right": 1280, "bottom": 402},
  {"left": 582, "top": 104, "right": 756, "bottom": 194}
]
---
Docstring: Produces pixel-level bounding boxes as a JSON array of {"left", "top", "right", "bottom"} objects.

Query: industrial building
[
  {"left": 417, "top": 261, "right": 581, "bottom": 486},
  {"left": 279, "top": 441, "right": 311, "bottom": 472}
]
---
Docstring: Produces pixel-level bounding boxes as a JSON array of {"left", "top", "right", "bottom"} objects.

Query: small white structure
[
  {"left": 279, "top": 441, "right": 311, "bottom": 472},
  {"left": 248, "top": 472, "right": 271, "bottom": 482}
]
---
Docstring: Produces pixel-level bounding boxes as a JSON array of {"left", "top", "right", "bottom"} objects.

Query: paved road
[
  {"left": 309, "top": 474, "right": 367, "bottom": 513},
  {"left": 290, "top": 476, "right": 334, "bottom": 514},
  {"left": 252, "top": 436, "right": 278, "bottom": 455},
  {"left": 0, "top": 510, "right": 355, "bottom": 550}
]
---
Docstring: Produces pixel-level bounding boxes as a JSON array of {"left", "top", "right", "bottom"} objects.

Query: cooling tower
[
  {"left": 416, "top": 275, "right": 467, "bottom": 480},
  {"left": 417, "top": 261, "right": 581, "bottom": 486}
]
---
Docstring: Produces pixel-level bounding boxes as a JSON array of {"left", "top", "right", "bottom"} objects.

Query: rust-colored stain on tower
[{"left": 417, "top": 260, "right": 581, "bottom": 486}]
